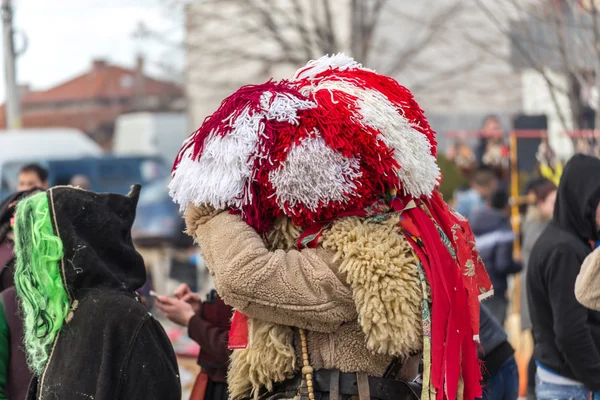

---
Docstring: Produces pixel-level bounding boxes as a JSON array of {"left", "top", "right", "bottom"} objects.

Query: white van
[
  {"left": 113, "top": 112, "right": 189, "bottom": 165},
  {"left": 0, "top": 128, "right": 102, "bottom": 196}
]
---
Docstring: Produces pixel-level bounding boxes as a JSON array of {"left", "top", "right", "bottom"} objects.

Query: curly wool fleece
[
  {"left": 321, "top": 216, "right": 423, "bottom": 358},
  {"left": 223, "top": 215, "right": 424, "bottom": 399}
]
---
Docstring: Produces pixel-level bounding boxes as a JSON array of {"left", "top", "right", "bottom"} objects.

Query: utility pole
[{"left": 2, "top": 0, "right": 21, "bottom": 129}]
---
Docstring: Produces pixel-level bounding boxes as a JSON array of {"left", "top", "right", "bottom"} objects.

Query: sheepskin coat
[{"left": 187, "top": 207, "right": 424, "bottom": 399}]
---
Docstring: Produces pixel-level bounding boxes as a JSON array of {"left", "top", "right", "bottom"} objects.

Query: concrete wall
[
  {"left": 521, "top": 68, "right": 575, "bottom": 159},
  {"left": 373, "top": 0, "right": 522, "bottom": 116}
]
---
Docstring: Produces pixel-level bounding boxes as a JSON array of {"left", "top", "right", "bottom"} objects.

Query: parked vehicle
[
  {"left": 113, "top": 112, "right": 189, "bottom": 166},
  {"left": 132, "top": 177, "right": 191, "bottom": 247},
  {"left": 0, "top": 155, "right": 169, "bottom": 200},
  {"left": 0, "top": 129, "right": 103, "bottom": 198}
]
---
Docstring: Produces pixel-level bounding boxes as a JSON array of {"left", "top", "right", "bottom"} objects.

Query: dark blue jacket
[
  {"left": 470, "top": 207, "right": 522, "bottom": 296},
  {"left": 480, "top": 303, "right": 508, "bottom": 356},
  {"left": 479, "top": 304, "right": 514, "bottom": 379}
]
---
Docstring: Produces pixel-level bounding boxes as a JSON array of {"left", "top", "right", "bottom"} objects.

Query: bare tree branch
[
  {"left": 322, "top": 0, "right": 339, "bottom": 54},
  {"left": 382, "top": 2, "right": 462, "bottom": 77},
  {"left": 360, "top": 0, "right": 387, "bottom": 63},
  {"left": 177, "top": 0, "right": 497, "bottom": 121},
  {"left": 289, "top": 0, "right": 317, "bottom": 59}
]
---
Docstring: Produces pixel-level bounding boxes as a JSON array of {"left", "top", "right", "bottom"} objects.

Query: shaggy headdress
[
  {"left": 171, "top": 54, "right": 492, "bottom": 400},
  {"left": 170, "top": 56, "right": 439, "bottom": 232}
]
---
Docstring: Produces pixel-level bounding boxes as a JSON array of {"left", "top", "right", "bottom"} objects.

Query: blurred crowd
[
  {"left": 446, "top": 115, "right": 600, "bottom": 400},
  {"left": 3, "top": 114, "right": 600, "bottom": 400}
]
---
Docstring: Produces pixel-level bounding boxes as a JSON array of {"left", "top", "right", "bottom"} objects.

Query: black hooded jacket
[
  {"left": 25, "top": 185, "right": 181, "bottom": 400},
  {"left": 527, "top": 154, "right": 600, "bottom": 390}
]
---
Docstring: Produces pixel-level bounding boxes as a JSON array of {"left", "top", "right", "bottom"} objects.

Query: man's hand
[
  {"left": 173, "top": 283, "right": 202, "bottom": 313},
  {"left": 181, "top": 293, "right": 202, "bottom": 314},
  {"left": 155, "top": 296, "right": 196, "bottom": 327},
  {"left": 173, "top": 283, "right": 192, "bottom": 299}
]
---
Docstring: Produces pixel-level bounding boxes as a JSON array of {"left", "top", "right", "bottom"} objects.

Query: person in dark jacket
[
  {"left": 12, "top": 185, "right": 182, "bottom": 400},
  {"left": 479, "top": 304, "right": 519, "bottom": 400},
  {"left": 471, "top": 188, "right": 522, "bottom": 325},
  {"left": 520, "top": 179, "right": 557, "bottom": 400},
  {"left": 157, "top": 284, "right": 232, "bottom": 400},
  {"left": 0, "top": 287, "right": 31, "bottom": 400},
  {"left": 527, "top": 154, "right": 600, "bottom": 399},
  {"left": 0, "top": 189, "right": 41, "bottom": 291},
  {"left": 520, "top": 179, "right": 557, "bottom": 332},
  {"left": 0, "top": 188, "right": 41, "bottom": 400}
]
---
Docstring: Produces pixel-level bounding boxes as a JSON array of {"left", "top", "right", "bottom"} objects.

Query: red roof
[
  {"left": 0, "top": 60, "right": 183, "bottom": 144},
  {"left": 2, "top": 107, "right": 126, "bottom": 130},
  {"left": 21, "top": 61, "right": 182, "bottom": 105}
]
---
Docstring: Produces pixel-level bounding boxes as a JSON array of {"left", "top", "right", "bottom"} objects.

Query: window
[{"left": 120, "top": 75, "right": 134, "bottom": 88}]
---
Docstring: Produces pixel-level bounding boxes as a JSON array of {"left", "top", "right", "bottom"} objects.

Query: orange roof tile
[
  {"left": 0, "top": 107, "right": 128, "bottom": 132},
  {"left": 21, "top": 63, "right": 182, "bottom": 105}
]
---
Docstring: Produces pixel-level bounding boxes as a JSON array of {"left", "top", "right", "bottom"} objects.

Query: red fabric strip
[{"left": 228, "top": 311, "right": 249, "bottom": 350}]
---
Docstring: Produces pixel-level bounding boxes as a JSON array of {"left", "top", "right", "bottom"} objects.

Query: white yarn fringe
[
  {"left": 170, "top": 91, "right": 316, "bottom": 211},
  {"left": 169, "top": 105, "right": 262, "bottom": 212},
  {"left": 269, "top": 135, "right": 362, "bottom": 212},
  {"left": 261, "top": 91, "right": 316, "bottom": 125},
  {"left": 478, "top": 290, "right": 495, "bottom": 301},
  {"left": 310, "top": 80, "right": 440, "bottom": 198},
  {"left": 293, "top": 53, "right": 366, "bottom": 81}
]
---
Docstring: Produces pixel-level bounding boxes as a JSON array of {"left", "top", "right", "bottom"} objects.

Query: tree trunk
[{"left": 568, "top": 73, "right": 585, "bottom": 130}]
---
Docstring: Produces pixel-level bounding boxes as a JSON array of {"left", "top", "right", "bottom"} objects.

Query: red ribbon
[{"left": 228, "top": 311, "right": 249, "bottom": 350}]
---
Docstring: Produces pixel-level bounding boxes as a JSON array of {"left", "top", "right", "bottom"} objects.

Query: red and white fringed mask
[
  {"left": 170, "top": 54, "right": 440, "bottom": 232},
  {"left": 171, "top": 55, "right": 493, "bottom": 400}
]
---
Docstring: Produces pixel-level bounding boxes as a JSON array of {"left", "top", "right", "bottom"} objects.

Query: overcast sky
[{"left": 0, "top": 0, "right": 184, "bottom": 100}]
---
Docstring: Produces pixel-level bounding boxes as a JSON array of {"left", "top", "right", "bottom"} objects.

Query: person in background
[
  {"left": 536, "top": 141, "right": 562, "bottom": 187},
  {"left": 520, "top": 179, "right": 557, "bottom": 400},
  {"left": 0, "top": 191, "right": 31, "bottom": 290},
  {"left": 450, "top": 183, "right": 471, "bottom": 210},
  {"left": 528, "top": 154, "right": 600, "bottom": 399},
  {"left": 156, "top": 284, "right": 232, "bottom": 400},
  {"left": 0, "top": 288, "right": 31, "bottom": 400},
  {"left": 0, "top": 189, "right": 44, "bottom": 290},
  {"left": 69, "top": 174, "right": 92, "bottom": 190},
  {"left": 470, "top": 188, "right": 522, "bottom": 325},
  {"left": 16, "top": 164, "right": 48, "bottom": 192},
  {"left": 0, "top": 189, "right": 41, "bottom": 400},
  {"left": 520, "top": 179, "right": 557, "bottom": 332},
  {"left": 480, "top": 304, "right": 519, "bottom": 400},
  {"left": 447, "top": 139, "right": 477, "bottom": 178},
  {"left": 476, "top": 115, "right": 504, "bottom": 165},
  {"left": 454, "top": 167, "right": 498, "bottom": 220}
]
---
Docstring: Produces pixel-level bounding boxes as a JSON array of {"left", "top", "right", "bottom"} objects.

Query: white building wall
[
  {"left": 521, "top": 68, "right": 575, "bottom": 159},
  {"left": 375, "top": 0, "right": 522, "bottom": 116}
]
